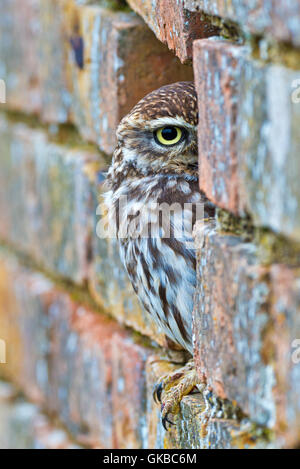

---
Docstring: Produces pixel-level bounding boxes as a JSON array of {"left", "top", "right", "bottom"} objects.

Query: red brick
[
  {"left": 0, "top": 253, "right": 153, "bottom": 448},
  {"left": 237, "top": 59, "right": 300, "bottom": 242},
  {"left": 2, "top": 251, "right": 297, "bottom": 448},
  {"left": 111, "top": 334, "right": 150, "bottom": 448},
  {"left": 48, "top": 303, "right": 151, "bottom": 448},
  {"left": 193, "top": 39, "right": 247, "bottom": 214},
  {"left": 47, "top": 294, "right": 125, "bottom": 448},
  {"left": 127, "top": 0, "right": 220, "bottom": 62},
  {"left": 193, "top": 38, "right": 300, "bottom": 242},
  {"left": 193, "top": 220, "right": 300, "bottom": 447},
  {"left": 0, "top": 256, "right": 52, "bottom": 404},
  {"left": 193, "top": 221, "right": 273, "bottom": 425},
  {"left": 269, "top": 265, "right": 300, "bottom": 448}
]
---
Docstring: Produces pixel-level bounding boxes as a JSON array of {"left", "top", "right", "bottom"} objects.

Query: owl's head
[{"left": 115, "top": 82, "right": 198, "bottom": 177}]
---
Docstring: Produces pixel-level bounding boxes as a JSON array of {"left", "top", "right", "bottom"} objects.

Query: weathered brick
[
  {"left": 269, "top": 265, "right": 300, "bottom": 448},
  {"left": 186, "top": 0, "right": 300, "bottom": 47},
  {"left": 33, "top": 413, "right": 82, "bottom": 449},
  {"left": 193, "top": 221, "right": 272, "bottom": 425},
  {"left": 44, "top": 293, "right": 151, "bottom": 449},
  {"left": 0, "top": 114, "right": 102, "bottom": 284},
  {"left": 0, "top": 381, "right": 38, "bottom": 449},
  {"left": 2, "top": 251, "right": 295, "bottom": 448},
  {"left": 193, "top": 220, "right": 300, "bottom": 446},
  {"left": 126, "top": 0, "right": 220, "bottom": 62},
  {"left": 39, "top": 0, "right": 72, "bottom": 123},
  {"left": 0, "top": 253, "right": 153, "bottom": 448},
  {"left": 194, "top": 221, "right": 275, "bottom": 425},
  {"left": 0, "top": 0, "right": 193, "bottom": 153},
  {"left": 0, "top": 255, "right": 51, "bottom": 403},
  {"left": 111, "top": 334, "right": 150, "bottom": 448},
  {"left": 0, "top": 0, "right": 42, "bottom": 115},
  {"left": 0, "top": 255, "right": 112, "bottom": 446},
  {"left": 0, "top": 0, "right": 71, "bottom": 122},
  {"left": 174, "top": 395, "right": 274, "bottom": 449},
  {"left": 237, "top": 57, "right": 300, "bottom": 241},
  {"left": 46, "top": 293, "right": 125, "bottom": 448},
  {"left": 194, "top": 38, "right": 300, "bottom": 241},
  {"left": 193, "top": 39, "right": 247, "bottom": 213},
  {"left": 0, "top": 381, "right": 81, "bottom": 449}
]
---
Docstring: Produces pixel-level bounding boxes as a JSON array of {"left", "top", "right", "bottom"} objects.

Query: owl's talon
[
  {"left": 162, "top": 414, "right": 175, "bottom": 431},
  {"left": 153, "top": 382, "right": 164, "bottom": 404},
  {"left": 153, "top": 359, "right": 202, "bottom": 431}
]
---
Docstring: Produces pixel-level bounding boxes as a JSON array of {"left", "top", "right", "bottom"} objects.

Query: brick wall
[{"left": 0, "top": 0, "right": 299, "bottom": 449}]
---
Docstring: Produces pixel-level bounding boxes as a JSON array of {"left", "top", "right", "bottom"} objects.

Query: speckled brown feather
[{"left": 127, "top": 82, "right": 198, "bottom": 125}]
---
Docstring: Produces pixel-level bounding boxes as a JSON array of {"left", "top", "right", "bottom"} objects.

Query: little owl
[{"left": 105, "top": 82, "right": 214, "bottom": 429}]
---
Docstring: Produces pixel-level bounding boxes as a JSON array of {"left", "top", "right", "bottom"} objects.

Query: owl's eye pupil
[
  {"left": 155, "top": 126, "right": 184, "bottom": 146},
  {"left": 161, "top": 127, "right": 178, "bottom": 140}
]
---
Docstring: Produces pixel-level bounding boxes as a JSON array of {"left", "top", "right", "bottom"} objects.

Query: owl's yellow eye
[{"left": 155, "top": 126, "right": 183, "bottom": 146}]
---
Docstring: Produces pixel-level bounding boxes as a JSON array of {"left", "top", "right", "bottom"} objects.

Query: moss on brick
[
  {"left": 216, "top": 208, "right": 254, "bottom": 241},
  {"left": 216, "top": 208, "right": 300, "bottom": 266},
  {"left": 82, "top": 0, "right": 130, "bottom": 13},
  {"left": 230, "top": 421, "right": 275, "bottom": 449},
  {"left": 2, "top": 110, "right": 109, "bottom": 160},
  {"left": 251, "top": 36, "right": 300, "bottom": 71},
  {"left": 254, "top": 229, "right": 300, "bottom": 266},
  {"left": 198, "top": 11, "right": 243, "bottom": 44}
]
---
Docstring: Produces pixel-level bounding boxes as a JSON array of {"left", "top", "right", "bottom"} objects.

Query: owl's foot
[{"left": 153, "top": 359, "right": 202, "bottom": 430}]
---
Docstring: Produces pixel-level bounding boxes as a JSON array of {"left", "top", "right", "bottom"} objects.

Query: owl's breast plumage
[{"left": 106, "top": 172, "right": 212, "bottom": 353}]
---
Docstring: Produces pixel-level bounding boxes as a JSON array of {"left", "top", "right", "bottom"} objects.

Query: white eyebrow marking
[{"left": 144, "top": 116, "right": 196, "bottom": 131}]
